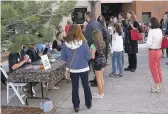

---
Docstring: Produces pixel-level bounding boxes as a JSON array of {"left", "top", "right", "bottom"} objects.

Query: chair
[{"left": 0, "top": 67, "right": 35, "bottom": 105}]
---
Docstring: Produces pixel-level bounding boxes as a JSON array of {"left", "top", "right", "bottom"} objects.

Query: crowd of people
[
  {"left": 60, "top": 10, "right": 168, "bottom": 113},
  {"left": 1, "top": 9, "right": 168, "bottom": 113}
]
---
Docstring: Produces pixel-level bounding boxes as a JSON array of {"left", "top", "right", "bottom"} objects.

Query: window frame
[
  {"left": 71, "top": 8, "right": 87, "bottom": 24},
  {"left": 142, "top": 12, "right": 151, "bottom": 25}
]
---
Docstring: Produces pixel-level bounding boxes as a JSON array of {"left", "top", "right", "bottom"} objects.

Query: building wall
[
  {"left": 95, "top": 1, "right": 101, "bottom": 20},
  {"left": 122, "top": 3, "right": 132, "bottom": 19},
  {"left": 133, "top": 1, "right": 168, "bottom": 22}
]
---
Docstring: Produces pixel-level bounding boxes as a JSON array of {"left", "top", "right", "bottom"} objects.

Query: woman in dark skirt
[{"left": 122, "top": 10, "right": 140, "bottom": 72}]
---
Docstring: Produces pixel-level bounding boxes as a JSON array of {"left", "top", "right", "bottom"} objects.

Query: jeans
[
  {"left": 70, "top": 71, "right": 92, "bottom": 108},
  {"left": 112, "top": 52, "right": 123, "bottom": 74}
]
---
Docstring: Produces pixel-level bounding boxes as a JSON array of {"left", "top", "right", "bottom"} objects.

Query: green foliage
[
  {"left": 1, "top": 3, "right": 18, "bottom": 25},
  {"left": 1, "top": 1, "right": 77, "bottom": 52}
]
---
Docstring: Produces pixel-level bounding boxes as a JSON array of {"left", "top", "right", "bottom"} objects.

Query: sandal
[{"left": 149, "top": 87, "right": 160, "bottom": 93}]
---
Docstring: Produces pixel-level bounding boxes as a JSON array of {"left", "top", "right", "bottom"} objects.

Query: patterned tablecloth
[{"left": 7, "top": 60, "right": 66, "bottom": 88}]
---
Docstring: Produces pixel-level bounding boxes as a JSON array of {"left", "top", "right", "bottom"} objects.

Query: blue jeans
[
  {"left": 70, "top": 71, "right": 92, "bottom": 108},
  {"left": 111, "top": 52, "right": 123, "bottom": 74}
]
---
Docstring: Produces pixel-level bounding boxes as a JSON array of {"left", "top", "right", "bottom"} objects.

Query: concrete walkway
[
  {"left": 1, "top": 45, "right": 168, "bottom": 114},
  {"left": 55, "top": 48, "right": 168, "bottom": 114}
]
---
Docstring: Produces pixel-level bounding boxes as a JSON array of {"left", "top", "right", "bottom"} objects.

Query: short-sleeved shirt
[
  {"left": 90, "top": 44, "right": 106, "bottom": 66},
  {"left": 8, "top": 53, "right": 20, "bottom": 72},
  {"left": 90, "top": 44, "right": 96, "bottom": 52}
]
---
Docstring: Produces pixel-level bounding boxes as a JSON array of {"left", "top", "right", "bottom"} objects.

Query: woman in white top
[
  {"left": 146, "top": 17, "right": 163, "bottom": 93},
  {"left": 109, "top": 23, "right": 124, "bottom": 77}
]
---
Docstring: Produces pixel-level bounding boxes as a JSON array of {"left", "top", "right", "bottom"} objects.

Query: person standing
[
  {"left": 61, "top": 24, "right": 92, "bottom": 113},
  {"left": 123, "top": 10, "right": 139, "bottom": 72},
  {"left": 118, "top": 12, "right": 126, "bottom": 68},
  {"left": 109, "top": 23, "right": 124, "bottom": 77},
  {"left": 161, "top": 14, "right": 168, "bottom": 60},
  {"left": 165, "top": 31, "right": 168, "bottom": 65},
  {"left": 65, "top": 20, "right": 72, "bottom": 35},
  {"left": 97, "top": 15, "right": 109, "bottom": 65},
  {"left": 91, "top": 30, "right": 106, "bottom": 98},
  {"left": 84, "top": 12, "right": 110, "bottom": 87},
  {"left": 97, "top": 15, "right": 106, "bottom": 28},
  {"left": 146, "top": 17, "right": 163, "bottom": 93},
  {"left": 83, "top": 21, "right": 88, "bottom": 33}
]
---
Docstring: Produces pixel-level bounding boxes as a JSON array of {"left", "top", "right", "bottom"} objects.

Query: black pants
[
  {"left": 70, "top": 71, "right": 92, "bottom": 108},
  {"left": 128, "top": 54, "right": 137, "bottom": 69},
  {"left": 104, "top": 42, "right": 109, "bottom": 63}
]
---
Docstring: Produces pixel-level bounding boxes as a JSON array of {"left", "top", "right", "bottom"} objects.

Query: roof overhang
[{"left": 101, "top": 0, "right": 133, "bottom": 3}]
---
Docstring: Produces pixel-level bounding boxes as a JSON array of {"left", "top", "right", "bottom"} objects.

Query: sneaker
[
  {"left": 124, "top": 67, "right": 131, "bottom": 71},
  {"left": 89, "top": 79, "right": 96, "bottom": 83},
  {"left": 53, "top": 86, "right": 59, "bottom": 90},
  {"left": 92, "top": 93, "right": 103, "bottom": 99},
  {"left": 130, "top": 69, "right": 136, "bottom": 72},
  {"left": 109, "top": 72, "right": 116, "bottom": 77},
  {"left": 149, "top": 87, "right": 160, "bottom": 93},
  {"left": 74, "top": 108, "right": 79, "bottom": 113},
  {"left": 117, "top": 74, "right": 122, "bottom": 77},
  {"left": 90, "top": 83, "right": 97, "bottom": 87}
]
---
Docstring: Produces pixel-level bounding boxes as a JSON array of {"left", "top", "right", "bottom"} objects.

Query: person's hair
[
  {"left": 85, "top": 11, "right": 93, "bottom": 19},
  {"left": 114, "top": 22, "right": 122, "bottom": 36},
  {"left": 64, "top": 24, "right": 85, "bottom": 42},
  {"left": 150, "top": 17, "right": 160, "bottom": 29},
  {"left": 92, "top": 30, "right": 106, "bottom": 51},
  {"left": 97, "top": 15, "right": 105, "bottom": 22},
  {"left": 133, "top": 21, "right": 143, "bottom": 33},
  {"left": 56, "top": 32, "right": 62, "bottom": 39},
  {"left": 119, "top": 12, "right": 124, "bottom": 19},
  {"left": 127, "top": 10, "right": 136, "bottom": 21},
  {"left": 56, "top": 32, "right": 62, "bottom": 37}
]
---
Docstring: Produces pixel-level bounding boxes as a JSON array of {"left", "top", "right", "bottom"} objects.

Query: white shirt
[
  {"left": 111, "top": 32, "right": 124, "bottom": 53},
  {"left": 146, "top": 28, "right": 163, "bottom": 49}
]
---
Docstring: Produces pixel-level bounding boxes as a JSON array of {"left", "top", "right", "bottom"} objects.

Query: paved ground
[{"left": 1, "top": 45, "right": 168, "bottom": 114}]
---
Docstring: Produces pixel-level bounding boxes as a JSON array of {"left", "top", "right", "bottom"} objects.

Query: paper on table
[
  {"left": 41, "top": 55, "right": 51, "bottom": 70},
  {"left": 25, "top": 65, "right": 40, "bottom": 70}
]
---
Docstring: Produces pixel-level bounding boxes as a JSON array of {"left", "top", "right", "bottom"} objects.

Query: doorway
[{"left": 101, "top": 3, "right": 122, "bottom": 21}]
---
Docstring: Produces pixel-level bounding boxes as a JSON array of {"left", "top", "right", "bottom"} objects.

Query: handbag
[
  {"left": 65, "top": 49, "right": 77, "bottom": 80},
  {"left": 161, "top": 36, "right": 168, "bottom": 49},
  {"left": 131, "top": 29, "right": 142, "bottom": 41}
]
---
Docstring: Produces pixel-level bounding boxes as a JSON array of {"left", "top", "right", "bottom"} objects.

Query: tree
[
  {"left": 89, "top": 0, "right": 98, "bottom": 20},
  {"left": 1, "top": 1, "right": 77, "bottom": 52}
]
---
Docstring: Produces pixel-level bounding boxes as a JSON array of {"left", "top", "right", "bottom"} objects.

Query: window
[
  {"left": 142, "top": 12, "right": 151, "bottom": 25},
  {"left": 71, "top": 8, "right": 87, "bottom": 24}
]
